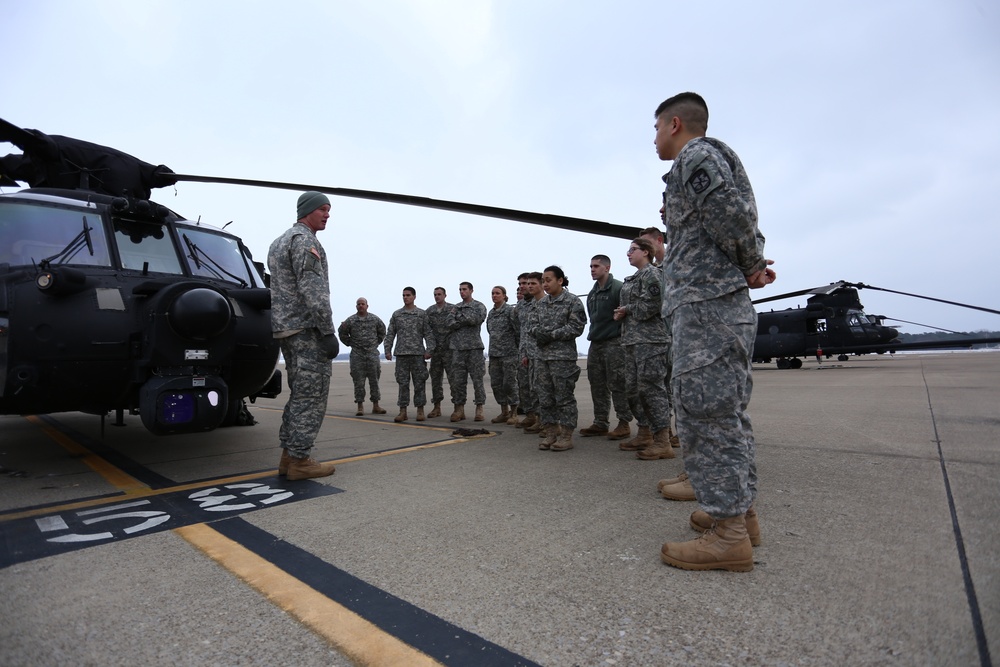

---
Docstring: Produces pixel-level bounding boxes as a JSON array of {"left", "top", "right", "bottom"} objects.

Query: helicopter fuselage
[
  {"left": 0, "top": 188, "right": 280, "bottom": 434},
  {"left": 753, "top": 287, "right": 900, "bottom": 368}
]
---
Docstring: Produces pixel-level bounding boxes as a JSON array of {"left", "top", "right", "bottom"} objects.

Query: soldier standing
[
  {"left": 613, "top": 238, "right": 675, "bottom": 460},
  {"left": 581, "top": 254, "right": 632, "bottom": 440},
  {"left": 383, "top": 287, "right": 435, "bottom": 422},
  {"left": 338, "top": 297, "right": 387, "bottom": 416},
  {"left": 446, "top": 282, "right": 488, "bottom": 422},
  {"left": 516, "top": 272, "right": 544, "bottom": 431},
  {"left": 532, "top": 266, "right": 587, "bottom": 451},
  {"left": 486, "top": 286, "right": 520, "bottom": 423},
  {"left": 640, "top": 225, "right": 679, "bottom": 454},
  {"left": 425, "top": 287, "right": 453, "bottom": 419},
  {"left": 653, "top": 92, "right": 775, "bottom": 572},
  {"left": 267, "top": 191, "right": 339, "bottom": 481}
]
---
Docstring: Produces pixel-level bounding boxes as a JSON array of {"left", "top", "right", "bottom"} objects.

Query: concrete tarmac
[{"left": 0, "top": 351, "right": 996, "bottom": 666}]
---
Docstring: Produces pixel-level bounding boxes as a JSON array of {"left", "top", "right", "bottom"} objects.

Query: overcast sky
[{"left": 3, "top": 0, "right": 999, "bottom": 342}]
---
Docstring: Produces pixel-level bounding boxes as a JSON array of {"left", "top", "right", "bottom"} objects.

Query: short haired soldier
[
  {"left": 652, "top": 92, "right": 775, "bottom": 572},
  {"left": 446, "top": 281, "right": 488, "bottom": 422},
  {"left": 425, "top": 287, "right": 453, "bottom": 419},
  {"left": 338, "top": 297, "right": 387, "bottom": 416},
  {"left": 384, "top": 287, "right": 435, "bottom": 423},
  {"left": 581, "top": 254, "right": 633, "bottom": 440},
  {"left": 486, "top": 286, "right": 520, "bottom": 423}
]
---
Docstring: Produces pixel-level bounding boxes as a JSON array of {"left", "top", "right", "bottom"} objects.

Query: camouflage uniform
[
  {"left": 661, "top": 136, "right": 767, "bottom": 519},
  {"left": 384, "top": 307, "right": 435, "bottom": 408},
  {"left": 585, "top": 274, "right": 632, "bottom": 429},
  {"left": 447, "top": 299, "right": 487, "bottom": 406},
  {"left": 426, "top": 302, "right": 454, "bottom": 405},
  {"left": 338, "top": 312, "right": 386, "bottom": 403},
  {"left": 531, "top": 290, "right": 587, "bottom": 428},
  {"left": 513, "top": 296, "right": 538, "bottom": 413},
  {"left": 619, "top": 263, "right": 671, "bottom": 433},
  {"left": 267, "top": 222, "right": 333, "bottom": 459},
  {"left": 486, "top": 302, "right": 520, "bottom": 408}
]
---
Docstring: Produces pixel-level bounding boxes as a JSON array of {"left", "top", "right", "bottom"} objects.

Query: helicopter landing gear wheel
[
  {"left": 776, "top": 358, "right": 790, "bottom": 369},
  {"left": 789, "top": 358, "right": 803, "bottom": 369},
  {"left": 838, "top": 354, "right": 849, "bottom": 362}
]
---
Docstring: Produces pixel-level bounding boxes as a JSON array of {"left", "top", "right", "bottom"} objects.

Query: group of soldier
[{"left": 270, "top": 91, "right": 774, "bottom": 573}]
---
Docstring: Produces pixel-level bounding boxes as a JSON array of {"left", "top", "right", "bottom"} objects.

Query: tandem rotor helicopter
[
  {"left": 2, "top": 120, "right": 998, "bottom": 437},
  {"left": 752, "top": 282, "right": 1000, "bottom": 369}
]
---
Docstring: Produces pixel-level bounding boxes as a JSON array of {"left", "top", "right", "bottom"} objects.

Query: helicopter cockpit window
[
  {"left": 114, "top": 218, "right": 183, "bottom": 274},
  {"left": 178, "top": 226, "right": 257, "bottom": 287},
  {"left": 0, "top": 202, "right": 112, "bottom": 268}
]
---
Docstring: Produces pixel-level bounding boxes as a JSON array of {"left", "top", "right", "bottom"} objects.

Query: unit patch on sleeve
[{"left": 689, "top": 169, "right": 711, "bottom": 194}]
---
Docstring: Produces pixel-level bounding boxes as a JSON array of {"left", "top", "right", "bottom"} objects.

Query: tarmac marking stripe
[
  {"left": 176, "top": 522, "right": 442, "bottom": 667},
  {"left": 25, "top": 415, "right": 150, "bottom": 493},
  {"left": 198, "top": 517, "right": 542, "bottom": 667}
]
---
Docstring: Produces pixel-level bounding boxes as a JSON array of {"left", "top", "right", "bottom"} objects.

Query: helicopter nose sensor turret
[{"left": 168, "top": 287, "right": 232, "bottom": 340}]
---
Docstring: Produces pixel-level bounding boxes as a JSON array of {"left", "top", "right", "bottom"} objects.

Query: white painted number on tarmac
[
  {"left": 34, "top": 500, "right": 170, "bottom": 543},
  {"left": 188, "top": 483, "right": 293, "bottom": 512}
]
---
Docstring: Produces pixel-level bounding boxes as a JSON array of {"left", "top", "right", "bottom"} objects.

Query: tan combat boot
[
  {"left": 637, "top": 428, "right": 676, "bottom": 460},
  {"left": 416, "top": 406, "right": 425, "bottom": 422},
  {"left": 450, "top": 404, "right": 465, "bottom": 422},
  {"left": 505, "top": 408, "right": 519, "bottom": 425},
  {"left": 523, "top": 415, "right": 544, "bottom": 433},
  {"left": 491, "top": 404, "right": 509, "bottom": 423},
  {"left": 579, "top": 423, "right": 609, "bottom": 437},
  {"left": 474, "top": 404, "right": 485, "bottom": 421},
  {"left": 690, "top": 506, "right": 761, "bottom": 546},
  {"left": 550, "top": 425, "right": 574, "bottom": 451},
  {"left": 606, "top": 420, "right": 631, "bottom": 440},
  {"left": 657, "top": 471, "right": 688, "bottom": 494},
  {"left": 286, "top": 455, "right": 336, "bottom": 481},
  {"left": 356, "top": 402, "right": 364, "bottom": 416},
  {"left": 394, "top": 407, "right": 408, "bottom": 422},
  {"left": 538, "top": 424, "right": 557, "bottom": 450},
  {"left": 661, "top": 476, "right": 697, "bottom": 501},
  {"left": 278, "top": 448, "right": 292, "bottom": 475},
  {"left": 427, "top": 402, "right": 442, "bottom": 419},
  {"left": 518, "top": 412, "right": 538, "bottom": 430},
  {"left": 619, "top": 425, "right": 652, "bottom": 451},
  {"left": 371, "top": 402, "right": 387, "bottom": 415},
  {"left": 660, "top": 514, "right": 754, "bottom": 572}
]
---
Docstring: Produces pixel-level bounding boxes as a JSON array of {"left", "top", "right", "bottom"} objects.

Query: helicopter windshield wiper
[
  {"left": 39, "top": 216, "right": 95, "bottom": 268},
  {"left": 182, "top": 233, "right": 248, "bottom": 287}
]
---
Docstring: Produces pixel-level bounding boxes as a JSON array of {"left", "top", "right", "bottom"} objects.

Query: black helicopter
[
  {"left": 753, "top": 281, "right": 1000, "bottom": 368},
  {"left": 1, "top": 118, "right": 641, "bottom": 436},
  {"left": 1, "top": 120, "right": 282, "bottom": 435}
]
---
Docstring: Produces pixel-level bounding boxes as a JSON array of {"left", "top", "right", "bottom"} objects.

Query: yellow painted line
[
  {"left": 25, "top": 415, "right": 150, "bottom": 493},
  {"left": 0, "top": 435, "right": 488, "bottom": 523},
  {"left": 176, "top": 523, "right": 443, "bottom": 667}
]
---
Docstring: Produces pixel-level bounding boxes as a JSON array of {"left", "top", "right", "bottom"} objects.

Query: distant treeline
[{"left": 897, "top": 331, "right": 1000, "bottom": 348}]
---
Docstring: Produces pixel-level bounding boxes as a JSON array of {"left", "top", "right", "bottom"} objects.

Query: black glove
[
  {"left": 319, "top": 333, "right": 340, "bottom": 359},
  {"left": 535, "top": 330, "right": 554, "bottom": 346}
]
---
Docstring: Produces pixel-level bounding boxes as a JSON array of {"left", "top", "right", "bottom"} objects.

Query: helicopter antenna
[
  {"left": 170, "top": 173, "right": 642, "bottom": 240},
  {"left": 846, "top": 283, "right": 1000, "bottom": 316}
]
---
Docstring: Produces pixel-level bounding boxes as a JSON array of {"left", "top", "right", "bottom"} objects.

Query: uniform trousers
[
  {"left": 669, "top": 290, "right": 758, "bottom": 519},
  {"left": 279, "top": 329, "right": 331, "bottom": 458}
]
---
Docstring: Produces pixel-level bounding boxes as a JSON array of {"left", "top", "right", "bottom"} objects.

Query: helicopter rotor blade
[
  {"left": 751, "top": 281, "right": 850, "bottom": 305},
  {"left": 171, "top": 173, "right": 643, "bottom": 240},
  {"left": 842, "top": 282, "right": 1000, "bottom": 316}
]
